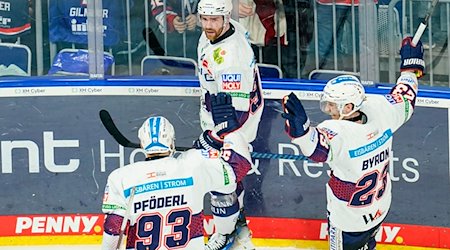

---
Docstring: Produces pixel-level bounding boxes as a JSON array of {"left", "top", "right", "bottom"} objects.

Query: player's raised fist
[
  {"left": 281, "top": 92, "right": 310, "bottom": 138},
  {"left": 400, "top": 36, "right": 425, "bottom": 78}
]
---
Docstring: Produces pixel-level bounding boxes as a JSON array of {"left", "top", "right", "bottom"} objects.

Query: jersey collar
[{"left": 211, "top": 23, "right": 235, "bottom": 45}]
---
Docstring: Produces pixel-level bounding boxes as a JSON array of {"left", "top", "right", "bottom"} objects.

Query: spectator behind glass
[
  {"left": 282, "top": 0, "right": 314, "bottom": 78},
  {"left": 238, "top": 0, "right": 288, "bottom": 69},
  {"left": 307, "top": 0, "right": 378, "bottom": 72},
  {"left": 145, "top": 0, "right": 201, "bottom": 60}
]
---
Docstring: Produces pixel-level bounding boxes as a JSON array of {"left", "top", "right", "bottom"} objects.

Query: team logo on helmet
[
  {"left": 138, "top": 116, "right": 175, "bottom": 155},
  {"left": 320, "top": 75, "right": 366, "bottom": 118},
  {"left": 197, "top": 0, "right": 233, "bottom": 16}
]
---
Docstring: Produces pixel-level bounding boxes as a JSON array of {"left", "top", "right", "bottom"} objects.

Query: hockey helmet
[
  {"left": 320, "top": 75, "right": 366, "bottom": 118},
  {"left": 138, "top": 116, "right": 175, "bottom": 156},
  {"left": 197, "top": 0, "right": 233, "bottom": 16}
]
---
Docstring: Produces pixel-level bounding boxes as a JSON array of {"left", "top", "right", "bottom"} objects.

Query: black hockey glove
[
  {"left": 210, "top": 92, "right": 240, "bottom": 138},
  {"left": 281, "top": 92, "right": 310, "bottom": 138},
  {"left": 400, "top": 36, "right": 425, "bottom": 78},
  {"left": 193, "top": 130, "right": 223, "bottom": 151}
]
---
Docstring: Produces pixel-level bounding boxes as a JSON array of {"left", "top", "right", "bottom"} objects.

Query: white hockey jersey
[
  {"left": 292, "top": 72, "right": 418, "bottom": 232},
  {"left": 101, "top": 131, "right": 252, "bottom": 250},
  {"left": 197, "top": 19, "right": 264, "bottom": 142}
]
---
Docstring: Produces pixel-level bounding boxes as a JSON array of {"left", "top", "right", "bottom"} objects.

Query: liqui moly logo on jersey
[{"left": 222, "top": 74, "right": 242, "bottom": 90}]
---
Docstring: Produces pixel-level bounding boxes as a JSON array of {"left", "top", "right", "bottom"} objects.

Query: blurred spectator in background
[
  {"left": 144, "top": 0, "right": 201, "bottom": 60},
  {"left": 239, "top": 0, "right": 288, "bottom": 68},
  {"left": 282, "top": 0, "right": 313, "bottom": 78},
  {"left": 316, "top": 0, "right": 358, "bottom": 70},
  {"left": 239, "top": 0, "right": 287, "bottom": 48},
  {"left": 305, "top": 0, "right": 377, "bottom": 73}
]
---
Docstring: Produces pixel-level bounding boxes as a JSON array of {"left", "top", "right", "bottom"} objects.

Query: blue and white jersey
[
  {"left": 292, "top": 72, "right": 418, "bottom": 232},
  {"left": 101, "top": 131, "right": 252, "bottom": 250},
  {"left": 197, "top": 19, "right": 264, "bottom": 143}
]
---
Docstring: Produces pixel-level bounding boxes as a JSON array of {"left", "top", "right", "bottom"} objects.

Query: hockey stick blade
[
  {"left": 100, "top": 109, "right": 191, "bottom": 151},
  {"left": 99, "top": 109, "right": 309, "bottom": 161},
  {"left": 99, "top": 109, "right": 141, "bottom": 148}
]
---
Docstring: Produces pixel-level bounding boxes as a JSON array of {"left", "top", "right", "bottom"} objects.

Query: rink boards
[{"left": 0, "top": 77, "right": 448, "bottom": 249}]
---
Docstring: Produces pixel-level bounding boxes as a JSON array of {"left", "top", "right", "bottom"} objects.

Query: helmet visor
[
  {"left": 320, "top": 100, "right": 338, "bottom": 115},
  {"left": 320, "top": 92, "right": 332, "bottom": 114}
]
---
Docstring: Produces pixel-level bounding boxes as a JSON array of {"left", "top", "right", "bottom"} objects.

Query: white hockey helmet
[
  {"left": 138, "top": 116, "right": 175, "bottom": 156},
  {"left": 197, "top": 0, "right": 233, "bottom": 16},
  {"left": 320, "top": 75, "right": 366, "bottom": 118}
]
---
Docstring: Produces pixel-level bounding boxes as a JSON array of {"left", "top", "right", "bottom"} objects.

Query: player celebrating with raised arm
[
  {"left": 101, "top": 93, "right": 252, "bottom": 250},
  {"left": 281, "top": 37, "right": 424, "bottom": 250},
  {"left": 197, "top": 0, "right": 264, "bottom": 249}
]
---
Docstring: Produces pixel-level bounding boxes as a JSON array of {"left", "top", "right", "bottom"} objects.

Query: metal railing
[{"left": 11, "top": 0, "right": 450, "bottom": 87}]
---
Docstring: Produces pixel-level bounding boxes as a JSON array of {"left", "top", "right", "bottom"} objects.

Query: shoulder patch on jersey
[
  {"left": 201, "top": 148, "right": 220, "bottom": 159},
  {"left": 229, "top": 92, "right": 250, "bottom": 99},
  {"left": 213, "top": 47, "right": 226, "bottom": 64},
  {"left": 146, "top": 171, "right": 167, "bottom": 179},
  {"left": 222, "top": 165, "right": 230, "bottom": 185},
  {"left": 397, "top": 74, "right": 417, "bottom": 86},
  {"left": 384, "top": 94, "right": 404, "bottom": 104},
  {"left": 222, "top": 74, "right": 242, "bottom": 90},
  {"left": 366, "top": 129, "right": 379, "bottom": 140},
  {"left": 317, "top": 127, "right": 337, "bottom": 140},
  {"left": 200, "top": 58, "right": 214, "bottom": 80},
  {"left": 102, "top": 203, "right": 126, "bottom": 211}
]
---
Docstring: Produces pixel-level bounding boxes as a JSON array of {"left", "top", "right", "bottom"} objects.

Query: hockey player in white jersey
[
  {"left": 101, "top": 93, "right": 252, "bottom": 250},
  {"left": 197, "top": 0, "right": 263, "bottom": 249},
  {"left": 281, "top": 36, "right": 424, "bottom": 250}
]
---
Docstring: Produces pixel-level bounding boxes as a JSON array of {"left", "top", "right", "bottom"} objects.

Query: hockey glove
[
  {"left": 400, "top": 36, "right": 425, "bottom": 78},
  {"left": 210, "top": 92, "right": 240, "bottom": 138},
  {"left": 281, "top": 92, "right": 310, "bottom": 138},
  {"left": 193, "top": 130, "right": 223, "bottom": 151}
]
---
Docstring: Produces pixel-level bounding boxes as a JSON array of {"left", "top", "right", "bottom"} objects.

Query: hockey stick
[
  {"left": 99, "top": 110, "right": 141, "bottom": 149},
  {"left": 116, "top": 186, "right": 136, "bottom": 250},
  {"left": 412, "top": 0, "right": 439, "bottom": 46},
  {"left": 99, "top": 109, "right": 191, "bottom": 151},
  {"left": 99, "top": 110, "right": 309, "bottom": 161}
]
